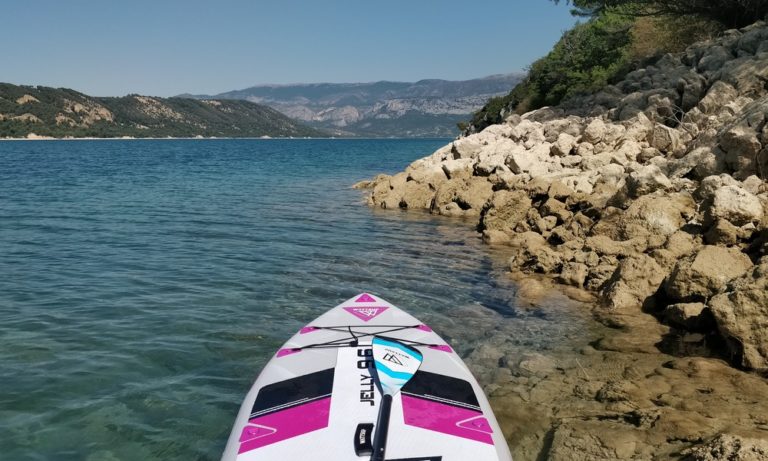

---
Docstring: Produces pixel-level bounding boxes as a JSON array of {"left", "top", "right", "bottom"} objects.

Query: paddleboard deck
[{"left": 221, "top": 293, "right": 513, "bottom": 461}]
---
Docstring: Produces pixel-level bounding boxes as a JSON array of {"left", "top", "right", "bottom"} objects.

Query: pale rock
[
  {"left": 474, "top": 153, "right": 508, "bottom": 176},
  {"left": 706, "top": 184, "right": 764, "bottom": 226},
  {"left": 441, "top": 158, "right": 474, "bottom": 180},
  {"left": 665, "top": 245, "right": 753, "bottom": 301},
  {"left": 603, "top": 123, "right": 627, "bottom": 145},
  {"left": 508, "top": 119, "right": 540, "bottom": 142},
  {"left": 560, "top": 155, "right": 583, "bottom": 168},
  {"left": 612, "top": 139, "right": 642, "bottom": 164},
  {"left": 637, "top": 147, "right": 661, "bottom": 164},
  {"left": 626, "top": 164, "right": 672, "bottom": 198},
  {"left": 523, "top": 125, "right": 547, "bottom": 149},
  {"left": 596, "top": 164, "right": 625, "bottom": 185},
  {"left": 623, "top": 112, "right": 654, "bottom": 142},
  {"left": 619, "top": 193, "right": 695, "bottom": 239},
  {"left": 451, "top": 138, "right": 483, "bottom": 159},
  {"left": 695, "top": 174, "right": 741, "bottom": 201},
  {"left": 560, "top": 174, "right": 595, "bottom": 195},
  {"left": 667, "top": 146, "right": 725, "bottom": 179},
  {"left": 479, "top": 123, "right": 514, "bottom": 139},
  {"left": 648, "top": 124, "right": 681, "bottom": 154},
  {"left": 720, "top": 124, "right": 762, "bottom": 177},
  {"left": 742, "top": 175, "right": 763, "bottom": 195},
  {"left": 542, "top": 117, "right": 582, "bottom": 141},
  {"left": 593, "top": 141, "right": 611, "bottom": 155},
  {"left": 551, "top": 132, "right": 578, "bottom": 156},
  {"left": 506, "top": 145, "right": 542, "bottom": 175},
  {"left": 583, "top": 119, "right": 607, "bottom": 144},
  {"left": 406, "top": 164, "right": 446, "bottom": 186},
  {"left": 581, "top": 152, "right": 614, "bottom": 171},
  {"left": 576, "top": 142, "right": 595, "bottom": 157}
]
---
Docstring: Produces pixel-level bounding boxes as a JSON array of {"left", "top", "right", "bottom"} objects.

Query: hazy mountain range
[{"left": 179, "top": 73, "right": 524, "bottom": 137}]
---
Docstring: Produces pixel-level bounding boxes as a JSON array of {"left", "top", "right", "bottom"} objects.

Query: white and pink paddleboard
[{"left": 221, "top": 293, "right": 513, "bottom": 461}]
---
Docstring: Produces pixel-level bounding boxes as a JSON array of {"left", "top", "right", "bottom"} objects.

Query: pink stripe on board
[
  {"left": 238, "top": 397, "right": 331, "bottom": 454},
  {"left": 299, "top": 326, "right": 319, "bottom": 334},
  {"left": 417, "top": 324, "right": 433, "bottom": 332},
  {"left": 276, "top": 348, "right": 300, "bottom": 358},
  {"left": 401, "top": 395, "right": 493, "bottom": 445},
  {"left": 355, "top": 293, "right": 377, "bottom": 303},
  {"left": 429, "top": 344, "right": 453, "bottom": 353}
]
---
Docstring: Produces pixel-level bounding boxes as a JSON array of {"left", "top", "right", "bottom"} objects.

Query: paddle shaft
[{"left": 370, "top": 394, "right": 393, "bottom": 461}]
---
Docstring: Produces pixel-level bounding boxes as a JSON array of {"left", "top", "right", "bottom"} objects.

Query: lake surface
[{"left": 0, "top": 139, "right": 592, "bottom": 461}]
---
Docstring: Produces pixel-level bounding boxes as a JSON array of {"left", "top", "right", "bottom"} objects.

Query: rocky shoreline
[{"left": 356, "top": 21, "right": 768, "bottom": 460}]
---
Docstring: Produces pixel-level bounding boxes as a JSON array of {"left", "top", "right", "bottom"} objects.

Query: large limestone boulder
[
  {"left": 709, "top": 259, "right": 768, "bottom": 371},
  {"left": 665, "top": 246, "right": 754, "bottom": 302},
  {"left": 451, "top": 138, "right": 484, "bottom": 159},
  {"left": 648, "top": 124, "right": 682, "bottom": 154},
  {"left": 551, "top": 132, "right": 578, "bottom": 156},
  {"left": 704, "top": 184, "right": 764, "bottom": 226},
  {"left": 697, "top": 81, "right": 739, "bottom": 115},
  {"left": 399, "top": 180, "right": 434, "bottom": 210},
  {"left": 480, "top": 190, "right": 532, "bottom": 238},
  {"left": 432, "top": 178, "right": 493, "bottom": 217},
  {"left": 508, "top": 232, "right": 563, "bottom": 274},
  {"left": 720, "top": 123, "right": 763, "bottom": 179},
  {"left": 583, "top": 118, "right": 607, "bottom": 144},
  {"left": 600, "top": 254, "right": 667, "bottom": 310},
  {"left": 625, "top": 164, "right": 672, "bottom": 198}
]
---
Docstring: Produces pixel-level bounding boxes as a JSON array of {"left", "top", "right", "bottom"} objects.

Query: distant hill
[
  {"left": 0, "top": 83, "right": 325, "bottom": 139},
  {"left": 180, "top": 74, "right": 525, "bottom": 137}
]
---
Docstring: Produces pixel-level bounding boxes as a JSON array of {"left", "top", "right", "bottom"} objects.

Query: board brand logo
[{"left": 344, "top": 306, "right": 388, "bottom": 322}]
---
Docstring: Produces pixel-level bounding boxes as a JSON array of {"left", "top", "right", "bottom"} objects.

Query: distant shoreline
[{"left": 0, "top": 136, "right": 452, "bottom": 141}]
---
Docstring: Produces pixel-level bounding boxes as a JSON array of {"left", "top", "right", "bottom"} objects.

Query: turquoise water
[{"left": 0, "top": 139, "right": 536, "bottom": 461}]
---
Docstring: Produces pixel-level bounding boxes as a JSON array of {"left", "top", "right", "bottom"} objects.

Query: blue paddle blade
[{"left": 372, "top": 336, "right": 423, "bottom": 396}]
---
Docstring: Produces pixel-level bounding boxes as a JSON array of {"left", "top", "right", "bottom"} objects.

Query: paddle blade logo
[
  {"left": 344, "top": 306, "right": 387, "bottom": 322},
  {"left": 382, "top": 353, "right": 403, "bottom": 366}
]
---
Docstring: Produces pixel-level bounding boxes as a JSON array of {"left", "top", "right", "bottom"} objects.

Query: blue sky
[{"left": 1, "top": 1, "right": 578, "bottom": 97}]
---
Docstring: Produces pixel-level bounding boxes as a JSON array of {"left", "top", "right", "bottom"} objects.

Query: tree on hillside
[{"left": 553, "top": 0, "right": 768, "bottom": 28}]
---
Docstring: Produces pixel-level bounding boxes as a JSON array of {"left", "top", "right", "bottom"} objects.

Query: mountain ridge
[
  {"left": 0, "top": 83, "right": 324, "bottom": 139},
  {"left": 180, "top": 73, "right": 525, "bottom": 137}
]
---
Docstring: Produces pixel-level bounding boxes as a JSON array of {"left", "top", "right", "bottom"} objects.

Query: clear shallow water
[{"left": 0, "top": 139, "right": 591, "bottom": 461}]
